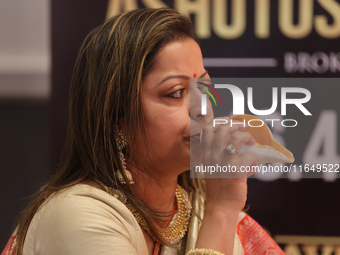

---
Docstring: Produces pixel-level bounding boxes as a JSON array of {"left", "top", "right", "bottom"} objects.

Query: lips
[{"left": 190, "top": 132, "right": 201, "bottom": 143}]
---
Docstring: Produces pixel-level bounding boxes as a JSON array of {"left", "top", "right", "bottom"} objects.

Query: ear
[{"left": 114, "top": 117, "right": 129, "bottom": 141}]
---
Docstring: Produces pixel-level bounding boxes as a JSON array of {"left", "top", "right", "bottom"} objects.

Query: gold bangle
[{"left": 186, "top": 248, "right": 225, "bottom": 255}]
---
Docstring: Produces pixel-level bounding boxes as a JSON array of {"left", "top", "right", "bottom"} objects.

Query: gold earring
[{"left": 114, "top": 129, "right": 134, "bottom": 185}]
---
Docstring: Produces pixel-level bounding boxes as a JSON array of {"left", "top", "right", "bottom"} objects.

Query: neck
[{"left": 129, "top": 165, "right": 178, "bottom": 214}]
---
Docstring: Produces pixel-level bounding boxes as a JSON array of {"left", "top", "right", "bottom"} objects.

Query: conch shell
[{"left": 231, "top": 114, "right": 294, "bottom": 164}]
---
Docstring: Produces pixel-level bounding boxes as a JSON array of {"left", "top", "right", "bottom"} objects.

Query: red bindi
[{"left": 193, "top": 73, "right": 196, "bottom": 78}]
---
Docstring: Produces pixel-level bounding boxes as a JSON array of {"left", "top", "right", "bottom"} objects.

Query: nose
[
  {"left": 190, "top": 104, "right": 204, "bottom": 119},
  {"left": 190, "top": 84, "right": 213, "bottom": 123}
]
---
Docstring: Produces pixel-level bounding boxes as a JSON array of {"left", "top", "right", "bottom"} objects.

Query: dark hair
[{"left": 16, "top": 8, "right": 203, "bottom": 254}]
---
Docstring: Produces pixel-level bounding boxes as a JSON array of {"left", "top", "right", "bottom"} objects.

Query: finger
[
  {"left": 212, "top": 117, "right": 230, "bottom": 133},
  {"left": 227, "top": 121, "right": 250, "bottom": 134},
  {"left": 228, "top": 132, "right": 256, "bottom": 151},
  {"left": 210, "top": 121, "right": 233, "bottom": 152},
  {"left": 201, "top": 120, "right": 215, "bottom": 154},
  {"left": 202, "top": 117, "right": 229, "bottom": 152},
  {"left": 210, "top": 116, "right": 251, "bottom": 152}
]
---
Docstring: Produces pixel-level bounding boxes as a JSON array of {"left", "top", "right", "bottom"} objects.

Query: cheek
[
  {"left": 144, "top": 100, "right": 188, "bottom": 130},
  {"left": 146, "top": 114, "right": 186, "bottom": 138},
  {"left": 144, "top": 111, "right": 189, "bottom": 150}
]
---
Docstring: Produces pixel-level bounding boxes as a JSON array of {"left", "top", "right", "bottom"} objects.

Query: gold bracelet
[{"left": 186, "top": 248, "right": 224, "bottom": 255}]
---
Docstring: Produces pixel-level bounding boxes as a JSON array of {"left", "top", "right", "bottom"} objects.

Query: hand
[{"left": 201, "top": 117, "right": 258, "bottom": 212}]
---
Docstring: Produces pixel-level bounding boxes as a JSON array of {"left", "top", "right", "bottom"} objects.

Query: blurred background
[
  {"left": 0, "top": 0, "right": 50, "bottom": 250},
  {"left": 1, "top": 0, "right": 340, "bottom": 254}
]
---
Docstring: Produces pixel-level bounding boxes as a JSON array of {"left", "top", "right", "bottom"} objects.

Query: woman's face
[{"left": 141, "top": 38, "right": 213, "bottom": 176}]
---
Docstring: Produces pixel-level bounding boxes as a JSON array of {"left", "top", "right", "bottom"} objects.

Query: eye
[{"left": 167, "top": 89, "right": 185, "bottom": 99}]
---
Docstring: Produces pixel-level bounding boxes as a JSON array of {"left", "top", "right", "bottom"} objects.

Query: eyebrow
[{"left": 156, "top": 70, "right": 208, "bottom": 86}]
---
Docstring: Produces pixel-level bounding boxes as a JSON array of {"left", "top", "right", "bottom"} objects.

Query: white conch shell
[{"left": 231, "top": 115, "right": 295, "bottom": 165}]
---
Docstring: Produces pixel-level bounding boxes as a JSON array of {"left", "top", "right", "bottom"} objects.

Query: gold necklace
[{"left": 103, "top": 184, "right": 192, "bottom": 245}]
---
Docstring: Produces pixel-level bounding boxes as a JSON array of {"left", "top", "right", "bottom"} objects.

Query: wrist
[
  {"left": 196, "top": 204, "right": 239, "bottom": 255},
  {"left": 205, "top": 200, "right": 244, "bottom": 215},
  {"left": 204, "top": 203, "right": 240, "bottom": 221}
]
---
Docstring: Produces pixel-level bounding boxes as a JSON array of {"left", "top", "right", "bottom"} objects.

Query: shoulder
[
  {"left": 24, "top": 184, "right": 148, "bottom": 255},
  {"left": 40, "top": 184, "right": 135, "bottom": 223},
  {"left": 34, "top": 184, "right": 138, "bottom": 232}
]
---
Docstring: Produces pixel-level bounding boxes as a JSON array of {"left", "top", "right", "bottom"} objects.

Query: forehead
[{"left": 151, "top": 38, "right": 204, "bottom": 75}]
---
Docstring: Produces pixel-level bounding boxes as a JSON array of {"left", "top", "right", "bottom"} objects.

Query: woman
[{"left": 2, "top": 8, "right": 285, "bottom": 255}]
